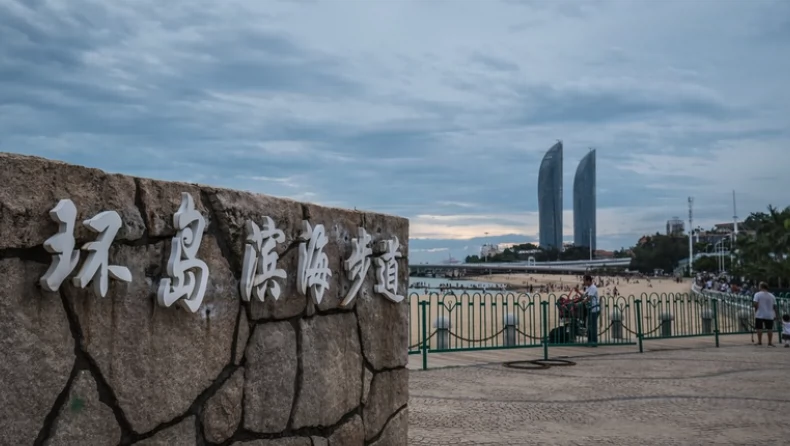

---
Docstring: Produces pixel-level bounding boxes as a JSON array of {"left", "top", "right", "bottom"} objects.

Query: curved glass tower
[
  {"left": 573, "top": 149, "right": 596, "bottom": 252},
  {"left": 538, "top": 141, "right": 563, "bottom": 249}
]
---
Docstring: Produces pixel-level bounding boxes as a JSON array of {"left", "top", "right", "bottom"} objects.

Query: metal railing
[{"left": 408, "top": 290, "right": 790, "bottom": 370}]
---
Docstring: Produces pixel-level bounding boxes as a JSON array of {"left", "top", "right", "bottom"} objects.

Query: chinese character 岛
[
  {"left": 240, "top": 217, "right": 287, "bottom": 302},
  {"left": 157, "top": 192, "right": 209, "bottom": 313},
  {"left": 297, "top": 220, "right": 332, "bottom": 304},
  {"left": 374, "top": 236, "right": 404, "bottom": 303},
  {"left": 341, "top": 227, "right": 372, "bottom": 307}
]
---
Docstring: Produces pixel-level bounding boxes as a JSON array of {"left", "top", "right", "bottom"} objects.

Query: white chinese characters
[
  {"left": 72, "top": 211, "right": 132, "bottom": 298},
  {"left": 297, "top": 221, "right": 332, "bottom": 304},
  {"left": 38, "top": 193, "right": 405, "bottom": 311},
  {"left": 341, "top": 227, "right": 372, "bottom": 307},
  {"left": 40, "top": 199, "right": 131, "bottom": 297},
  {"left": 374, "top": 236, "right": 404, "bottom": 303},
  {"left": 157, "top": 193, "right": 210, "bottom": 313},
  {"left": 240, "top": 217, "right": 287, "bottom": 302}
]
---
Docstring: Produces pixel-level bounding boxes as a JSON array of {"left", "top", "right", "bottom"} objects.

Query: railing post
[
  {"left": 635, "top": 299, "right": 644, "bottom": 353},
  {"left": 541, "top": 301, "right": 549, "bottom": 360},
  {"left": 420, "top": 300, "right": 428, "bottom": 370},
  {"left": 712, "top": 298, "right": 720, "bottom": 348}
]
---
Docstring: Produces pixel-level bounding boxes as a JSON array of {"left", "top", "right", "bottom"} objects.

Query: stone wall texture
[{"left": 0, "top": 152, "right": 409, "bottom": 446}]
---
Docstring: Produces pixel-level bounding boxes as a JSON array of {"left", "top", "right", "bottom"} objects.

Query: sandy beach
[{"left": 475, "top": 272, "right": 692, "bottom": 297}]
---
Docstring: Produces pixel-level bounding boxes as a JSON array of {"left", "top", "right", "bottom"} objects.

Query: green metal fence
[{"left": 408, "top": 291, "right": 790, "bottom": 370}]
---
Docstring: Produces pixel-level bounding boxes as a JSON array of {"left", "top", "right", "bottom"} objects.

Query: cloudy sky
[{"left": 2, "top": 0, "right": 789, "bottom": 263}]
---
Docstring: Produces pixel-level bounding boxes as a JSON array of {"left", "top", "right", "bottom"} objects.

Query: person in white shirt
[
  {"left": 781, "top": 314, "right": 790, "bottom": 348},
  {"left": 753, "top": 282, "right": 777, "bottom": 347}
]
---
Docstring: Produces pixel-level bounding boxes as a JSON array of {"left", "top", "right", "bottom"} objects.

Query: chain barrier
[
  {"left": 622, "top": 323, "right": 661, "bottom": 336},
  {"left": 515, "top": 327, "right": 543, "bottom": 340},
  {"left": 408, "top": 330, "right": 438, "bottom": 350},
  {"left": 448, "top": 328, "right": 506, "bottom": 343}
]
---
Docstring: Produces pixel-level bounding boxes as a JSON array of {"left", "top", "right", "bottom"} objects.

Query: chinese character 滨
[
  {"left": 297, "top": 220, "right": 332, "bottom": 304},
  {"left": 240, "top": 217, "right": 287, "bottom": 302},
  {"left": 157, "top": 192, "right": 210, "bottom": 313},
  {"left": 341, "top": 227, "right": 372, "bottom": 307},
  {"left": 374, "top": 236, "right": 404, "bottom": 303}
]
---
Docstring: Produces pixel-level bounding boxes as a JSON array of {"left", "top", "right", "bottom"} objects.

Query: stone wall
[{"left": 0, "top": 153, "right": 409, "bottom": 446}]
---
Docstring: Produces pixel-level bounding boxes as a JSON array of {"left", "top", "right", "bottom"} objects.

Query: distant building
[
  {"left": 538, "top": 141, "right": 563, "bottom": 249},
  {"left": 480, "top": 244, "right": 501, "bottom": 259},
  {"left": 594, "top": 249, "right": 615, "bottom": 259},
  {"left": 666, "top": 217, "right": 684, "bottom": 236},
  {"left": 573, "top": 149, "right": 596, "bottom": 251}
]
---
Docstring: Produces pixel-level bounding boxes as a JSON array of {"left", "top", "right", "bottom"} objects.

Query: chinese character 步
[
  {"left": 240, "top": 217, "right": 287, "bottom": 302},
  {"left": 297, "top": 220, "right": 332, "bottom": 304},
  {"left": 157, "top": 192, "right": 210, "bottom": 313},
  {"left": 341, "top": 227, "right": 372, "bottom": 307}
]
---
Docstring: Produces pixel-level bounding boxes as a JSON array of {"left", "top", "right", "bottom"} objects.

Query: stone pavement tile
[{"left": 409, "top": 346, "right": 790, "bottom": 445}]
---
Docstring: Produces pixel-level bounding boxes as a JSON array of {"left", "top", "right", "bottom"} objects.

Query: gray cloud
[{"left": 1, "top": 0, "right": 788, "bottom": 263}]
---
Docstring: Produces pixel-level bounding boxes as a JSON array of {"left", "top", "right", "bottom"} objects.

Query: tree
[
  {"left": 692, "top": 255, "right": 731, "bottom": 273},
  {"left": 731, "top": 205, "right": 790, "bottom": 287},
  {"left": 629, "top": 233, "right": 688, "bottom": 273}
]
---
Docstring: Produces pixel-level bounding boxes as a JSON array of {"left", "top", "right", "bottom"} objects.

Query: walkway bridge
[{"left": 409, "top": 257, "right": 632, "bottom": 275}]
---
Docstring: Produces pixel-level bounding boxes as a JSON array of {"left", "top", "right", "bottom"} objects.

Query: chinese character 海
[
  {"left": 157, "top": 192, "right": 209, "bottom": 313},
  {"left": 40, "top": 199, "right": 131, "bottom": 297},
  {"left": 297, "top": 220, "right": 332, "bottom": 304},
  {"left": 240, "top": 217, "right": 287, "bottom": 302},
  {"left": 374, "top": 236, "right": 404, "bottom": 303},
  {"left": 341, "top": 227, "right": 372, "bottom": 307}
]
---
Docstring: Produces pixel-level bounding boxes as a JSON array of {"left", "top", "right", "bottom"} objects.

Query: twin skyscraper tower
[{"left": 537, "top": 141, "right": 596, "bottom": 252}]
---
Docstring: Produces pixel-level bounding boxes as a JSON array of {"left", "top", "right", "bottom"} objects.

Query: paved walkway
[{"left": 409, "top": 337, "right": 790, "bottom": 445}]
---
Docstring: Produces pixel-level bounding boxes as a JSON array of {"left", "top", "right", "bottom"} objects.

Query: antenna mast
[
  {"left": 732, "top": 190, "right": 738, "bottom": 242},
  {"left": 688, "top": 197, "right": 694, "bottom": 276}
]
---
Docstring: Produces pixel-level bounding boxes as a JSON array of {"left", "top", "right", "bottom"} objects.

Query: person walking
[{"left": 753, "top": 282, "right": 777, "bottom": 347}]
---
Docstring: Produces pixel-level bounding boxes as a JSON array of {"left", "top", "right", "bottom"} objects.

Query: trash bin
[{"left": 433, "top": 316, "right": 451, "bottom": 350}]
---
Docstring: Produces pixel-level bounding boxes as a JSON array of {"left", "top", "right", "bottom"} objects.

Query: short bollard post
[
  {"left": 504, "top": 313, "right": 518, "bottom": 346},
  {"left": 433, "top": 316, "right": 451, "bottom": 350},
  {"left": 610, "top": 308, "right": 623, "bottom": 340},
  {"left": 659, "top": 312, "right": 673, "bottom": 337},
  {"left": 737, "top": 309, "right": 752, "bottom": 333},
  {"left": 701, "top": 309, "right": 713, "bottom": 334}
]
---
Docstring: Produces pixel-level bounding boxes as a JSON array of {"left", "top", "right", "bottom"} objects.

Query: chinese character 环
[
  {"left": 374, "top": 236, "right": 404, "bottom": 303},
  {"left": 157, "top": 192, "right": 209, "bottom": 313},
  {"left": 40, "top": 199, "right": 81, "bottom": 292},
  {"left": 240, "top": 217, "right": 287, "bottom": 302},
  {"left": 71, "top": 211, "right": 132, "bottom": 297},
  {"left": 341, "top": 227, "right": 372, "bottom": 307},
  {"left": 40, "top": 199, "right": 132, "bottom": 297},
  {"left": 297, "top": 220, "right": 332, "bottom": 304}
]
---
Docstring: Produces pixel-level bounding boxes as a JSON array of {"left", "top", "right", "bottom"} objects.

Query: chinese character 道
[{"left": 374, "top": 236, "right": 404, "bottom": 303}]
